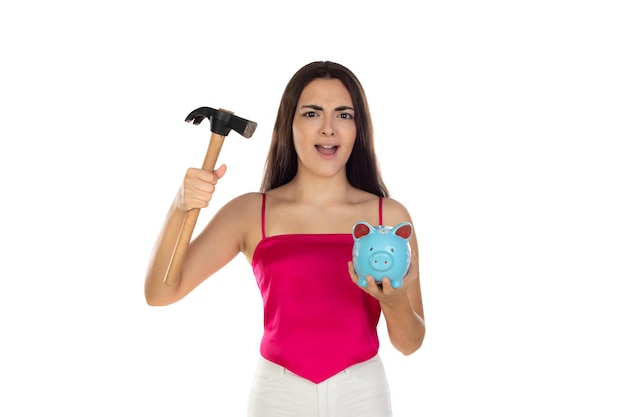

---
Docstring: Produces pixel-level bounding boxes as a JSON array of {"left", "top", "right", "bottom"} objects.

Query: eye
[
  {"left": 303, "top": 111, "right": 318, "bottom": 118},
  {"left": 369, "top": 247, "right": 373, "bottom": 252},
  {"left": 391, "top": 248, "right": 395, "bottom": 253},
  {"left": 339, "top": 112, "right": 354, "bottom": 120}
]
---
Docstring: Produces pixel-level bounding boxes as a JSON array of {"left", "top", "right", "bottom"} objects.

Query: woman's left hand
[{"left": 348, "top": 252, "right": 418, "bottom": 307}]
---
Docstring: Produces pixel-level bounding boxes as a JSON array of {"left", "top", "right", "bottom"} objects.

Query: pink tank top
[{"left": 251, "top": 194, "right": 383, "bottom": 383}]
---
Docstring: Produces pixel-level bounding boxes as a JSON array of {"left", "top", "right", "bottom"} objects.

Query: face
[{"left": 292, "top": 78, "right": 357, "bottom": 178}]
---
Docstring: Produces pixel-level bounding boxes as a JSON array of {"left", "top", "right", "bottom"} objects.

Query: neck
[{"left": 287, "top": 173, "right": 353, "bottom": 205}]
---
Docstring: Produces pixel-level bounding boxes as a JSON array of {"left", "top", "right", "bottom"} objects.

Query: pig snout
[{"left": 369, "top": 251, "right": 394, "bottom": 271}]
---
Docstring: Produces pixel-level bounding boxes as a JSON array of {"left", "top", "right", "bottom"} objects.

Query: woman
[{"left": 145, "top": 61, "right": 425, "bottom": 416}]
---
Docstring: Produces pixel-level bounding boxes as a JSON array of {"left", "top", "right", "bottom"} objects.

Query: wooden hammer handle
[{"left": 163, "top": 132, "right": 226, "bottom": 286}]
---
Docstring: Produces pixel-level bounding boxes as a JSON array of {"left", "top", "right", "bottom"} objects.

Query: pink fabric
[{"left": 251, "top": 194, "right": 382, "bottom": 384}]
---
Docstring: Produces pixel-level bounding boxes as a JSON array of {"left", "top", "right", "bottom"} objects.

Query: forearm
[
  {"left": 381, "top": 298, "right": 425, "bottom": 355},
  {"left": 144, "top": 198, "right": 188, "bottom": 306}
]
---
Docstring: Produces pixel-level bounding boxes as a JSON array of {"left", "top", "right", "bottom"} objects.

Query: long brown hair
[{"left": 260, "top": 61, "right": 389, "bottom": 197}]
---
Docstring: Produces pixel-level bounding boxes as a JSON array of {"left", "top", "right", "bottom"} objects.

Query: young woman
[{"left": 145, "top": 61, "right": 425, "bottom": 417}]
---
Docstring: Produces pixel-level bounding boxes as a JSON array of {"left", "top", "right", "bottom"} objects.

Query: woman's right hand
[{"left": 175, "top": 164, "right": 227, "bottom": 211}]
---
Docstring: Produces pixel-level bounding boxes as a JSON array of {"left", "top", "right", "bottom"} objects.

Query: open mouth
[{"left": 315, "top": 145, "right": 338, "bottom": 155}]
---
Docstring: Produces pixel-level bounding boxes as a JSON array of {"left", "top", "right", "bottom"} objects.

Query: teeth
[{"left": 320, "top": 145, "right": 335, "bottom": 149}]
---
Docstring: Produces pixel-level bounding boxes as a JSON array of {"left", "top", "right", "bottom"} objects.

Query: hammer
[{"left": 164, "top": 107, "right": 257, "bottom": 286}]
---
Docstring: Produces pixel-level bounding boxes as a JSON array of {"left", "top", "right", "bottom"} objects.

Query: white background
[{"left": 1, "top": 1, "right": 625, "bottom": 416}]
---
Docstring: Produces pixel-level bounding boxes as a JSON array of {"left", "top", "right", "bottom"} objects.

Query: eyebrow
[{"left": 300, "top": 104, "right": 355, "bottom": 111}]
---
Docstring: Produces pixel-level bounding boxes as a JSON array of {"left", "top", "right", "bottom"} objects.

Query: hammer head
[{"left": 185, "top": 107, "right": 257, "bottom": 138}]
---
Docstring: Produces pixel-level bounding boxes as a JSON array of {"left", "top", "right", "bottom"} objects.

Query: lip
[{"left": 315, "top": 144, "right": 339, "bottom": 159}]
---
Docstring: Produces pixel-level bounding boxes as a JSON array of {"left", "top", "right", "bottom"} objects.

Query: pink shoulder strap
[{"left": 379, "top": 197, "right": 383, "bottom": 226}]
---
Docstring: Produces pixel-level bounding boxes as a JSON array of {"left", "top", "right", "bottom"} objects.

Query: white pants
[{"left": 247, "top": 355, "right": 393, "bottom": 417}]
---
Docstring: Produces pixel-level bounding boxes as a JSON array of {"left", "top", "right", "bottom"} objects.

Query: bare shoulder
[
  {"left": 215, "top": 192, "right": 264, "bottom": 221},
  {"left": 381, "top": 196, "right": 414, "bottom": 225}
]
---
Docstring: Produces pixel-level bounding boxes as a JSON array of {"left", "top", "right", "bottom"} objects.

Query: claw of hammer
[{"left": 185, "top": 107, "right": 257, "bottom": 138}]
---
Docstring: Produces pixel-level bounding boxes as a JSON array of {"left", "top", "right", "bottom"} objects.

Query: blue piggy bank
[{"left": 352, "top": 221, "right": 413, "bottom": 288}]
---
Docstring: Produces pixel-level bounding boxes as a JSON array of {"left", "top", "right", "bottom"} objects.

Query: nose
[
  {"left": 369, "top": 252, "right": 393, "bottom": 272},
  {"left": 321, "top": 117, "right": 335, "bottom": 136}
]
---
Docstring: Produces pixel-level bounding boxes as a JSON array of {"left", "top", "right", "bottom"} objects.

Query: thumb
[{"left": 214, "top": 164, "right": 227, "bottom": 179}]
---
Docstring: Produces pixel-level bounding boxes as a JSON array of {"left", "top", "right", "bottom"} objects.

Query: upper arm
[{"left": 176, "top": 193, "right": 261, "bottom": 297}]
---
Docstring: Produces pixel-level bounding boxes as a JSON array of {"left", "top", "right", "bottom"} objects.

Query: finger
[
  {"left": 365, "top": 276, "right": 380, "bottom": 292},
  {"left": 189, "top": 168, "right": 219, "bottom": 185},
  {"left": 347, "top": 262, "right": 359, "bottom": 284},
  {"left": 179, "top": 172, "right": 220, "bottom": 210},
  {"left": 184, "top": 180, "right": 215, "bottom": 198},
  {"left": 214, "top": 164, "right": 227, "bottom": 179},
  {"left": 192, "top": 165, "right": 226, "bottom": 184},
  {"left": 380, "top": 277, "right": 394, "bottom": 292}
]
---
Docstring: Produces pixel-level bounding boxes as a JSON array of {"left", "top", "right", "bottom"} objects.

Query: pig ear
[
  {"left": 393, "top": 222, "right": 413, "bottom": 240},
  {"left": 352, "top": 221, "right": 373, "bottom": 239}
]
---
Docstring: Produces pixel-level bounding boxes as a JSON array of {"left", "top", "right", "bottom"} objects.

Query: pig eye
[
  {"left": 391, "top": 248, "right": 395, "bottom": 253},
  {"left": 369, "top": 247, "right": 373, "bottom": 252}
]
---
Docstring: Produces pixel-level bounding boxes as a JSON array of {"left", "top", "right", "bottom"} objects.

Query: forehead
[{"left": 298, "top": 78, "right": 353, "bottom": 105}]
